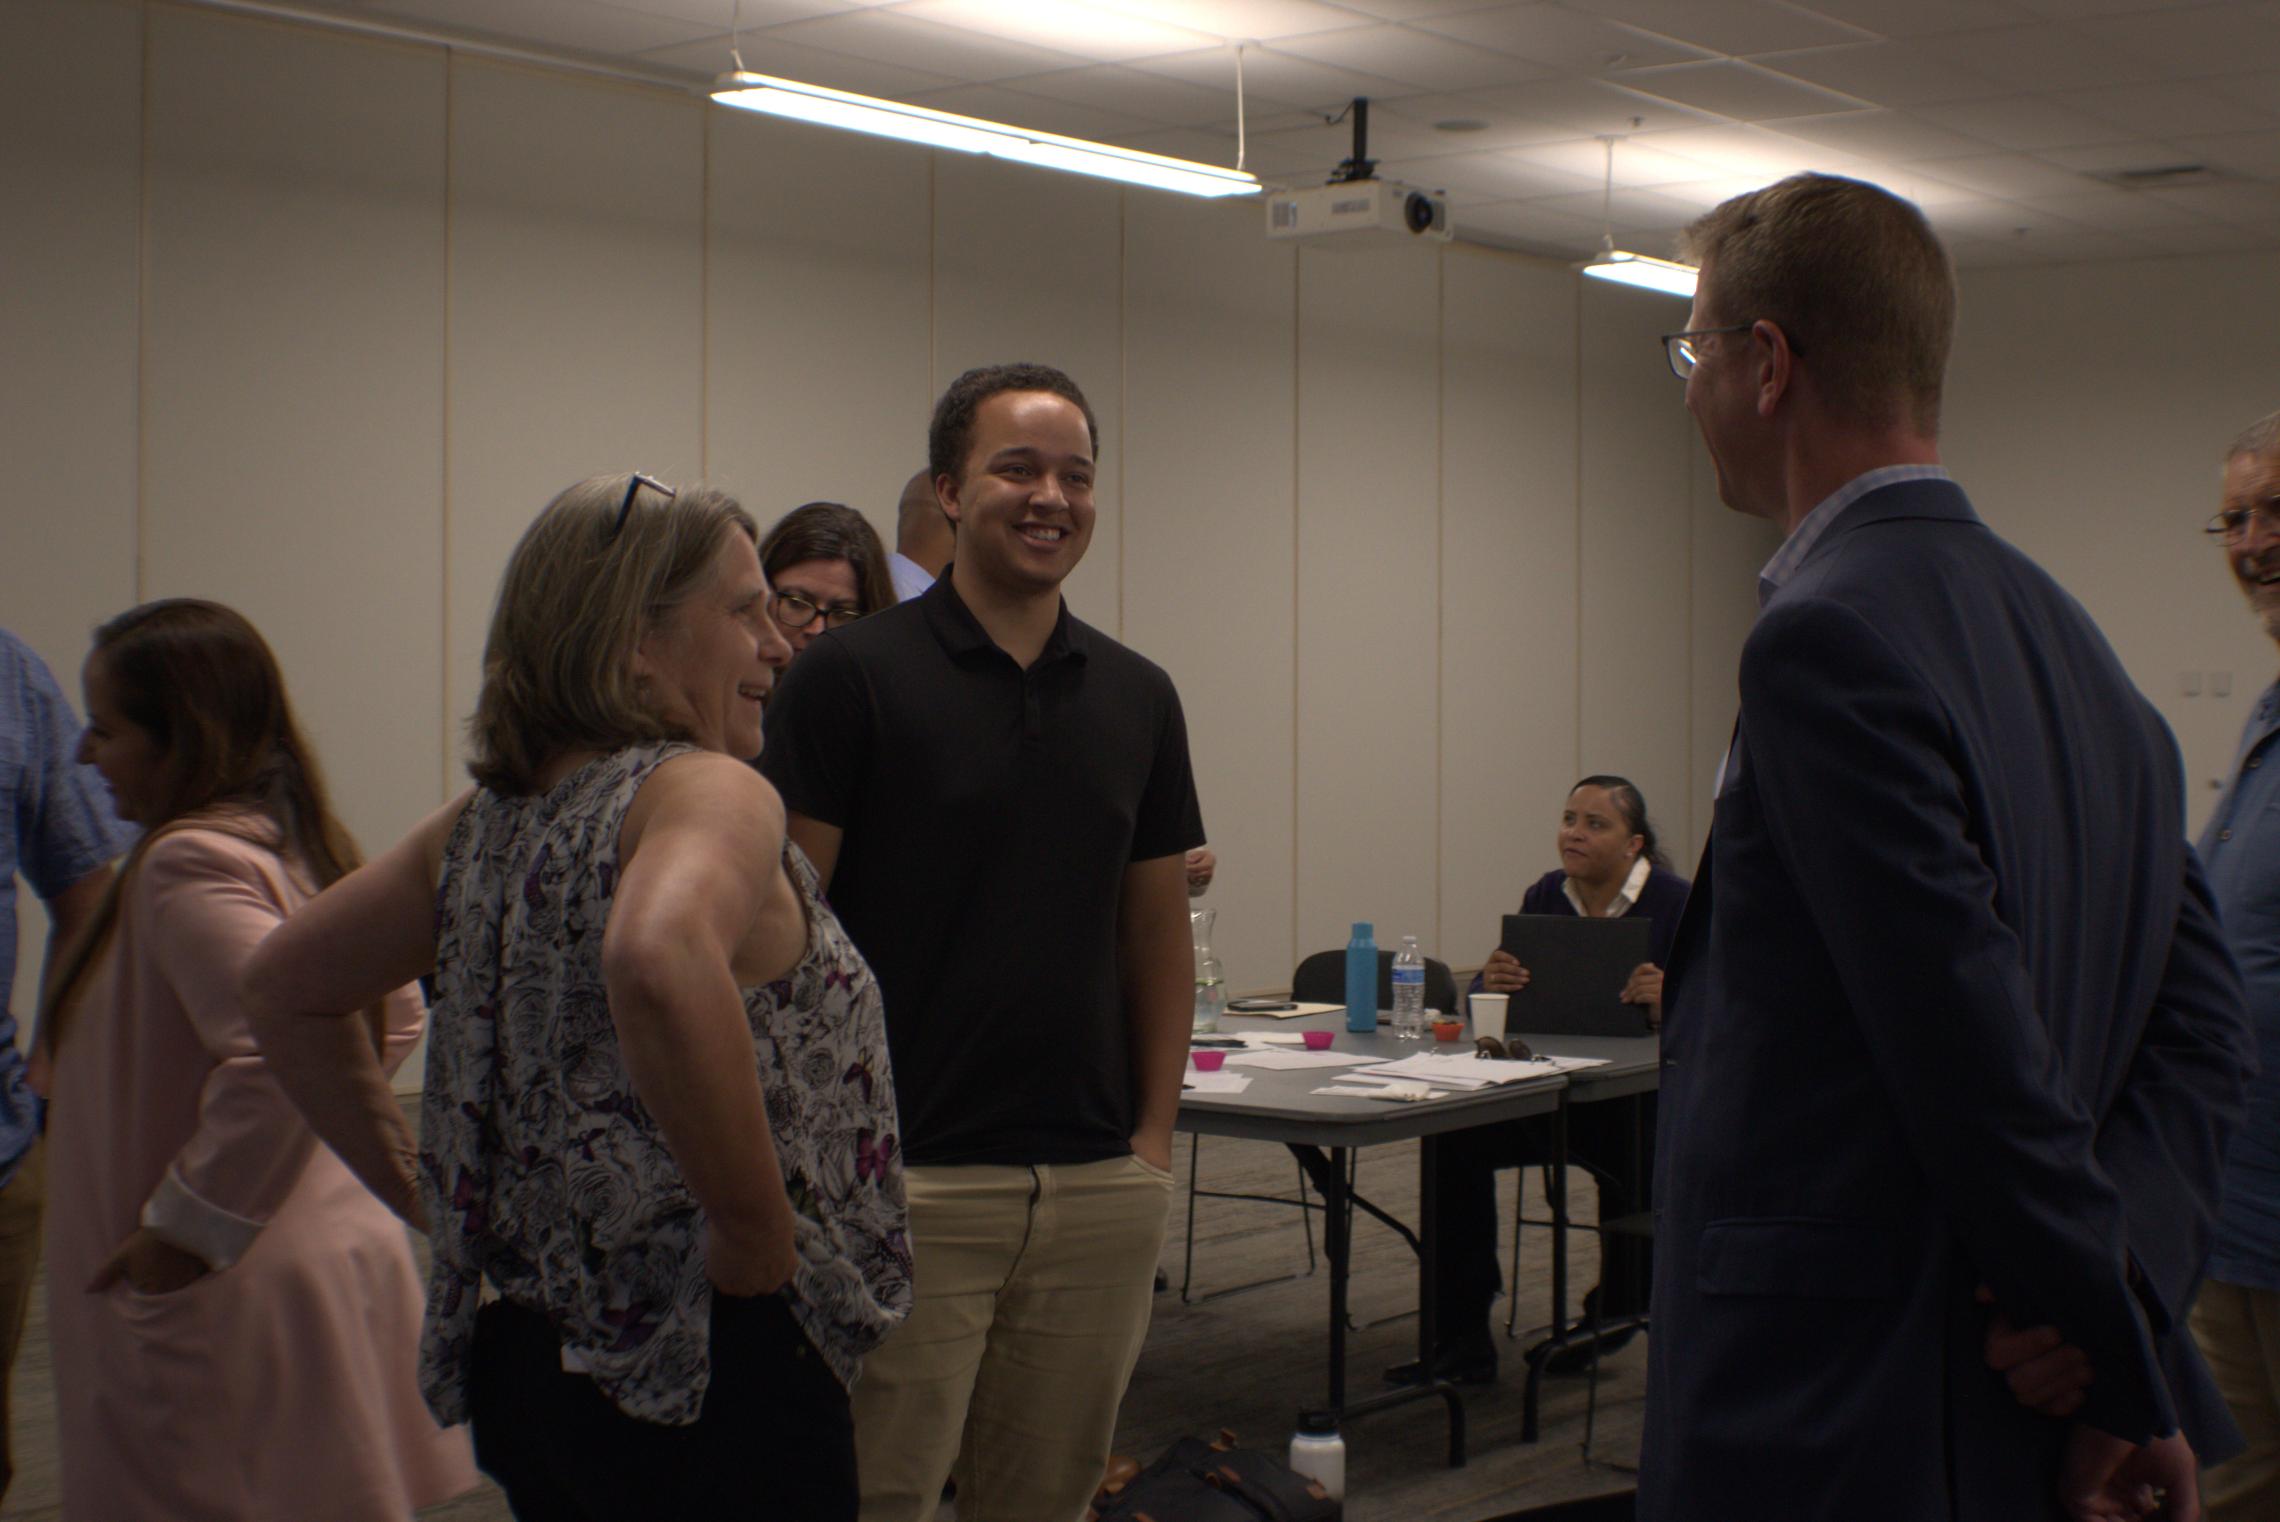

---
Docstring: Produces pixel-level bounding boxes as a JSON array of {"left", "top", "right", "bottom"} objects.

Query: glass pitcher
[{"left": 1191, "top": 908, "right": 1227, "bottom": 1034}]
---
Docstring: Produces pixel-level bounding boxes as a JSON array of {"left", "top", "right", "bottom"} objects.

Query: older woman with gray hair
[{"left": 245, "top": 472, "right": 910, "bottom": 1520}]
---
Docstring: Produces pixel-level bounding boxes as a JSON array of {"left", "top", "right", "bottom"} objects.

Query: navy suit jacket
[{"left": 1641, "top": 479, "right": 2254, "bottom": 1521}]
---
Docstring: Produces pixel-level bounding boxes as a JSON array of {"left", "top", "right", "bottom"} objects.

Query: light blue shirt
[
  {"left": 888, "top": 552, "right": 935, "bottom": 603},
  {"left": 2199, "top": 677, "right": 2280, "bottom": 1290},
  {"left": 1757, "top": 464, "right": 1953, "bottom": 608},
  {"left": 0, "top": 631, "right": 133, "bottom": 1181}
]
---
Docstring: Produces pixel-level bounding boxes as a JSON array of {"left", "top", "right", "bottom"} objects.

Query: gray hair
[
  {"left": 467, "top": 473, "right": 756, "bottom": 794},
  {"left": 2229, "top": 411, "right": 2280, "bottom": 462}
]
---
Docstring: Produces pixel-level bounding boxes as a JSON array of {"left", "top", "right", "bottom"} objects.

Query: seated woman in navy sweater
[{"left": 1391, "top": 775, "right": 1688, "bottom": 1386}]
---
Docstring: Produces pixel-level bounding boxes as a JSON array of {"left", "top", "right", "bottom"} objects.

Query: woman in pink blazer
[{"left": 40, "top": 600, "right": 474, "bottom": 1520}]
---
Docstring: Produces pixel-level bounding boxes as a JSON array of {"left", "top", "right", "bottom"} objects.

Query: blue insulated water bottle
[{"left": 1345, "top": 922, "right": 1377, "bottom": 1033}]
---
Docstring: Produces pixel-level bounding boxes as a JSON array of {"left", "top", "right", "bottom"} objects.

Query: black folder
[{"left": 1499, "top": 913, "right": 1655, "bottom": 1037}]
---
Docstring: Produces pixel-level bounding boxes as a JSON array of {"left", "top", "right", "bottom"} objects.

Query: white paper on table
[
  {"left": 1235, "top": 1032, "right": 1304, "bottom": 1046},
  {"left": 1181, "top": 1070, "right": 1253, "bottom": 1094},
  {"left": 1312, "top": 1081, "right": 1446, "bottom": 1101},
  {"left": 1225, "top": 1049, "right": 1377, "bottom": 1071},
  {"left": 1355, "top": 1052, "right": 1609, "bottom": 1086}
]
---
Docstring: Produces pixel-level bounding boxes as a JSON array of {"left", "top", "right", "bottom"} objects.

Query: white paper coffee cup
[{"left": 1470, "top": 991, "right": 1508, "bottom": 1041}]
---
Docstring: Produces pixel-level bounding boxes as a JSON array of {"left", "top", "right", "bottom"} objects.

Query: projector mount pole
[{"left": 1328, "top": 97, "right": 1376, "bottom": 184}]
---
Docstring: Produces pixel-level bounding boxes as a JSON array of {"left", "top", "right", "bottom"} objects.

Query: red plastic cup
[
  {"left": 1190, "top": 1050, "right": 1227, "bottom": 1071},
  {"left": 1302, "top": 1030, "right": 1335, "bottom": 1050}
]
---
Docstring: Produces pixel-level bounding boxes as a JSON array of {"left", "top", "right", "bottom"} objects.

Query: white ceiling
[{"left": 285, "top": 0, "right": 2280, "bottom": 267}]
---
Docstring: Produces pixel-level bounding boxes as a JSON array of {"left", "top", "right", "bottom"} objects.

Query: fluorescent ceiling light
[
  {"left": 1578, "top": 249, "right": 1698, "bottom": 298},
  {"left": 709, "top": 70, "right": 1259, "bottom": 200}
]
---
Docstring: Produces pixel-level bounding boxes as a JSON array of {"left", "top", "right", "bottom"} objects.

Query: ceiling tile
[
  {"left": 645, "top": 30, "right": 961, "bottom": 94},
  {"left": 1925, "top": 196, "right": 2098, "bottom": 238},
  {"left": 2050, "top": 81, "right": 2280, "bottom": 140},
  {"left": 1097, "top": 0, "right": 1380, "bottom": 42},
  {"left": 606, "top": 0, "right": 851, "bottom": 24},
  {"left": 1769, "top": 109, "right": 1997, "bottom": 161},
  {"left": 903, "top": 82, "right": 1160, "bottom": 139},
  {"left": 891, "top": 0, "right": 1220, "bottom": 61},
  {"left": 2074, "top": 2, "right": 2280, "bottom": 80},
  {"left": 2128, "top": 219, "right": 2280, "bottom": 255},
  {"left": 1912, "top": 152, "right": 2100, "bottom": 199},
  {"left": 1753, "top": 42, "right": 2009, "bottom": 107},
  {"left": 1270, "top": 24, "right": 1558, "bottom": 90},
  {"left": 2009, "top": 0, "right": 2220, "bottom": 19},
  {"left": 1558, "top": 0, "right": 1868, "bottom": 55},
  {"left": 1783, "top": 0, "right": 2042, "bottom": 34},
  {"left": 1413, "top": 3, "right": 1714, "bottom": 72},
  {"left": 2018, "top": 187, "right": 2228, "bottom": 231},
  {"left": 1374, "top": 146, "right": 1607, "bottom": 199},
  {"left": 1505, "top": 135, "right": 1726, "bottom": 185},
  {"left": 1532, "top": 182, "right": 1741, "bottom": 229},
  {"left": 359, "top": 0, "right": 723, "bottom": 54},
  {"left": 2177, "top": 129, "right": 2280, "bottom": 180},
  {"left": 1371, "top": 94, "right": 1586, "bottom": 150},
  {"left": 1130, "top": 43, "right": 1415, "bottom": 112},
  {"left": 1454, "top": 197, "right": 1618, "bottom": 257},
  {"left": 2033, "top": 140, "right": 2198, "bottom": 174},
  {"left": 2142, "top": 180, "right": 2280, "bottom": 230},
  {"left": 995, "top": 64, "right": 1237, "bottom": 126},
  {"left": 1449, "top": 76, "right": 1725, "bottom": 135},
  {"left": 1909, "top": 22, "right": 2169, "bottom": 93},
  {"left": 1618, "top": 59, "right": 1872, "bottom": 120},
  {"left": 766, "top": 10, "right": 1086, "bottom": 79},
  {"left": 1915, "top": 96, "right": 2136, "bottom": 152},
  {"left": 1632, "top": 121, "right": 1874, "bottom": 179},
  {"left": 2201, "top": 71, "right": 2280, "bottom": 117}
]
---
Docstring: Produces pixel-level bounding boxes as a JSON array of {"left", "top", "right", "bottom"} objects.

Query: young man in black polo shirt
[{"left": 760, "top": 362, "right": 1203, "bottom": 1522}]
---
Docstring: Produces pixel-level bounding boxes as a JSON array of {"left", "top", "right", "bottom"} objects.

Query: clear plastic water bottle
[{"left": 1392, "top": 936, "right": 1426, "bottom": 1040}]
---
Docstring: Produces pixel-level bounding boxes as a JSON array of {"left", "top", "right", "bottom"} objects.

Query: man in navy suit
[{"left": 1641, "top": 173, "right": 2254, "bottom": 1521}]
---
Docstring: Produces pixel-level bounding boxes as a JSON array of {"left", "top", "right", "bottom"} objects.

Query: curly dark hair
[{"left": 927, "top": 362, "right": 1099, "bottom": 485}]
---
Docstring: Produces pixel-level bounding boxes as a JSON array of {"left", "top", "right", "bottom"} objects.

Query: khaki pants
[
  {"left": 0, "top": 1138, "right": 44, "bottom": 1504},
  {"left": 2193, "top": 1277, "right": 2280, "bottom": 1522},
  {"left": 853, "top": 1155, "right": 1172, "bottom": 1522}
]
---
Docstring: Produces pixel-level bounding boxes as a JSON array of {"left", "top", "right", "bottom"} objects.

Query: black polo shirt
[{"left": 759, "top": 573, "right": 1205, "bottom": 1167}]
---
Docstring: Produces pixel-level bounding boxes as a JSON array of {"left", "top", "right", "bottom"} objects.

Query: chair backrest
[{"left": 1291, "top": 949, "right": 1460, "bottom": 1014}]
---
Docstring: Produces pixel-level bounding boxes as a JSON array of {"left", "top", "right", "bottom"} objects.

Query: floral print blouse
[{"left": 418, "top": 743, "right": 910, "bottom": 1426}]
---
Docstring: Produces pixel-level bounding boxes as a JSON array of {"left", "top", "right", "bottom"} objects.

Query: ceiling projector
[{"left": 1265, "top": 179, "right": 1452, "bottom": 246}]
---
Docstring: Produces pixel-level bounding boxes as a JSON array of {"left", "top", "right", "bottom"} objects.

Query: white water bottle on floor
[
  {"left": 1288, "top": 1409, "right": 1345, "bottom": 1499},
  {"left": 1392, "top": 936, "right": 1426, "bottom": 1039}
]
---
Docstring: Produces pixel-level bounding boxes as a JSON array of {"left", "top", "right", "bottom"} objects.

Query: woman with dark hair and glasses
[
  {"left": 1391, "top": 774, "right": 1690, "bottom": 1387},
  {"left": 759, "top": 501, "right": 897, "bottom": 659},
  {"left": 244, "top": 473, "right": 911, "bottom": 1519},
  {"left": 41, "top": 598, "right": 477, "bottom": 1519}
]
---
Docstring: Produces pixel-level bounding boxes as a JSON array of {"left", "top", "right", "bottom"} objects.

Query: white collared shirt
[{"left": 1564, "top": 853, "right": 1653, "bottom": 918}]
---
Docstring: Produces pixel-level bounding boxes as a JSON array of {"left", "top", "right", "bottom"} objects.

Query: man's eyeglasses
[
  {"left": 609, "top": 472, "right": 676, "bottom": 539},
  {"left": 769, "top": 592, "right": 866, "bottom": 633},
  {"left": 1659, "top": 324, "right": 1805, "bottom": 380},
  {"left": 2206, "top": 501, "right": 2280, "bottom": 543}
]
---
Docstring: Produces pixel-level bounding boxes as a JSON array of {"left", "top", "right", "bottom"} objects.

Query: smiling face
[
  {"left": 1556, "top": 784, "right": 1644, "bottom": 892},
  {"left": 941, "top": 389, "right": 1096, "bottom": 600},
  {"left": 634, "top": 529, "right": 792, "bottom": 760},
  {"left": 2225, "top": 449, "right": 2280, "bottom": 644},
  {"left": 77, "top": 655, "right": 168, "bottom": 824}
]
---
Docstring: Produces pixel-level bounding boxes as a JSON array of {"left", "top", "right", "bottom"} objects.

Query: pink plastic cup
[
  {"left": 1190, "top": 1050, "right": 1227, "bottom": 1071},
  {"left": 1301, "top": 1030, "right": 1335, "bottom": 1051}
]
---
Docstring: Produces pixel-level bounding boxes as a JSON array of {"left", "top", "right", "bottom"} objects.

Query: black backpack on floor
[{"left": 1089, "top": 1431, "right": 1341, "bottom": 1522}]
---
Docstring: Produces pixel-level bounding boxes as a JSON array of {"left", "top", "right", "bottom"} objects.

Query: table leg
[
  {"left": 1281, "top": 1141, "right": 1467, "bottom": 1466},
  {"left": 1520, "top": 1091, "right": 1571, "bottom": 1443}
]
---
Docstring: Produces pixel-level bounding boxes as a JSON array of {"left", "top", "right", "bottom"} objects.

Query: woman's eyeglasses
[{"left": 768, "top": 593, "right": 866, "bottom": 633}]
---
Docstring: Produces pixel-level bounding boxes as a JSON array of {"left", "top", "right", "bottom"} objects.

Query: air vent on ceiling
[{"left": 2086, "top": 163, "right": 2223, "bottom": 190}]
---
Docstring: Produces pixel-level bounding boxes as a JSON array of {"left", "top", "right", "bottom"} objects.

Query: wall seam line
[
  {"left": 438, "top": 48, "right": 455, "bottom": 803},
  {"left": 1290, "top": 248, "right": 1303, "bottom": 978},
  {"left": 135, "top": 1, "right": 155, "bottom": 603}
]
